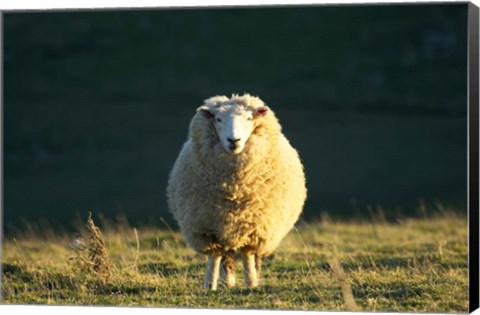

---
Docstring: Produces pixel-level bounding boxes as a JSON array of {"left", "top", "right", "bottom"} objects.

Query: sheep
[{"left": 166, "top": 93, "right": 307, "bottom": 290}]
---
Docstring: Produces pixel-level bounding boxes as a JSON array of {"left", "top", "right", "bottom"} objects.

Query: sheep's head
[{"left": 197, "top": 102, "right": 269, "bottom": 155}]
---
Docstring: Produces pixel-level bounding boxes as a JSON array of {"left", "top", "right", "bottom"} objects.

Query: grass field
[{"left": 1, "top": 209, "right": 468, "bottom": 312}]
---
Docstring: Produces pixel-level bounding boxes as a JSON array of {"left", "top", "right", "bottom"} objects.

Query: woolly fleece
[{"left": 166, "top": 94, "right": 307, "bottom": 257}]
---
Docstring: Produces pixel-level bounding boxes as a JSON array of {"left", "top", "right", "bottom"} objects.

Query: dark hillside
[{"left": 3, "top": 4, "right": 468, "bottom": 230}]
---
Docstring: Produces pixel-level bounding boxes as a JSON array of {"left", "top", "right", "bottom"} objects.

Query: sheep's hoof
[
  {"left": 225, "top": 276, "right": 236, "bottom": 288},
  {"left": 247, "top": 282, "right": 259, "bottom": 288},
  {"left": 202, "top": 281, "right": 217, "bottom": 290}
]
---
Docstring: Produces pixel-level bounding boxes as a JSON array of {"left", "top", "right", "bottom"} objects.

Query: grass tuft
[{"left": 69, "top": 212, "right": 112, "bottom": 283}]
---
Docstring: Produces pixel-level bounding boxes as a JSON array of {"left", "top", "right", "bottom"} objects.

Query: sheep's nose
[
  {"left": 227, "top": 137, "right": 240, "bottom": 150},
  {"left": 227, "top": 137, "right": 240, "bottom": 144}
]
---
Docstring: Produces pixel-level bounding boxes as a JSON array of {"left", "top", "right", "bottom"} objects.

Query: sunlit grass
[{"left": 2, "top": 211, "right": 468, "bottom": 312}]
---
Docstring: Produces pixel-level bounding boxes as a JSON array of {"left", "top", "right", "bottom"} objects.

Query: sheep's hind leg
[
  {"left": 203, "top": 255, "right": 222, "bottom": 290},
  {"left": 255, "top": 254, "right": 262, "bottom": 280},
  {"left": 221, "top": 250, "right": 236, "bottom": 288},
  {"left": 241, "top": 252, "right": 258, "bottom": 288}
]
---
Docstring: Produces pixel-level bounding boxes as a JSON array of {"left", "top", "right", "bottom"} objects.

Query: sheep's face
[{"left": 198, "top": 104, "right": 268, "bottom": 155}]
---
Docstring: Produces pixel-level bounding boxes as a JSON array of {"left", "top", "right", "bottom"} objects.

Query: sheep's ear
[
  {"left": 197, "top": 106, "right": 214, "bottom": 119},
  {"left": 254, "top": 106, "right": 269, "bottom": 117}
]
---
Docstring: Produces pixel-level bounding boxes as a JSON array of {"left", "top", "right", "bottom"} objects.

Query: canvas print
[{"left": 1, "top": 3, "right": 477, "bottom": 313}]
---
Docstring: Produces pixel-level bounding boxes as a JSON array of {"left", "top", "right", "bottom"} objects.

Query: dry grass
[
  {"left": 1, "top": 211, "right": 468, "bottom": 312},
  {"left": 68, "top": 213, "right": 112, "bottom": 283}
]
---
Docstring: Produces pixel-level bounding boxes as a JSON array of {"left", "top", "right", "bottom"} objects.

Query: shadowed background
[{"left": 3, "top": 4, "right": 468, "bottom": 232}]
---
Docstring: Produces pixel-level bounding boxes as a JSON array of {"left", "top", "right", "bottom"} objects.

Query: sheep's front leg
[
  {"left": 241, "top": 252, "right": 258, "bottom": 288},
  {"left": 221, "top": 250, "right": 236, "bottom": 288},
  {"left": 203, "top": 255, "right": 222, "bottom": 290}
]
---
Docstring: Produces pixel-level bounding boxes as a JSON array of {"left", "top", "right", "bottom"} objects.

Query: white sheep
[{"left": 166, "top": 93, "right": 307, "bottom": 290}]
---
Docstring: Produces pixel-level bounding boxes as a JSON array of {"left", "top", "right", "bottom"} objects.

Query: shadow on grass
[
  {"left": 353, "top": 283, "right": 425, "bottom": 300},
  {"left": 138, "top": 261, "right": 204, "bottom": 276},
  {"left": 95, "top": 282, "right": 159, "bottom": 295},
  {"left": 313, "top": 256, "right": 467, "bottom": 272},
  {"left": 225, "top": 284, "right": 321, "bottom": 303},
  {"left": 352, "top": 282, "right": 430, "bottom": 309},
  {"left": 3, "top": 262, "right": 79, "bottom": 292},
  {"left": 3, "top": 262, "right": 33, "bottom": 282},
  {"left": 3, "top": 262, "right": 161, "bottom": 298}
]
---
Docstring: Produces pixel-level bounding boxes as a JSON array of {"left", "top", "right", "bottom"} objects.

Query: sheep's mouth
[
  {"left": 224, "top": 144, "right": 243, "bottom": 155},
  {"left": 231, "top": 148, "right": 243, "bottom": 155},
  {"left": 228, "top": 148, "right": 243, "bottom": 155}
]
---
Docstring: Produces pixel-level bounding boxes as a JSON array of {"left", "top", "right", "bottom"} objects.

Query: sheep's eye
[
  {"left": 247, "top": 117, "right": 253, "bottom": 121},
  {"left": 216, "top": 118, "right": 222, "bottom": 123}
]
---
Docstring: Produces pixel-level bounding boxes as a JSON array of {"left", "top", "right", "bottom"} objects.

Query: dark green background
[{"left": 3, "top": 4, "right": 468, "bottom": 231}]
